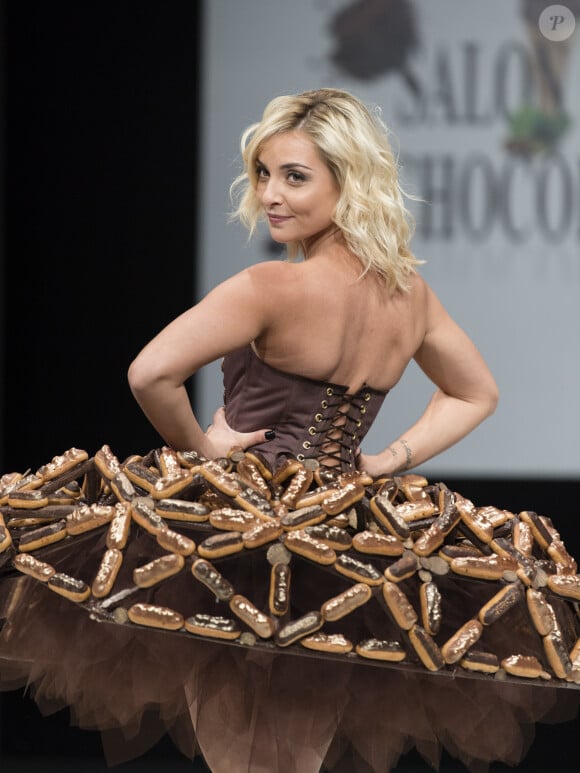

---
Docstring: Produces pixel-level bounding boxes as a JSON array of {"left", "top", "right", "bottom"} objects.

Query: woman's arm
[
  {"left": 128, "top": 265, "right": 277, "bottom": 456},
  {"left": 358, "top": 287, "right": 499, "bottom": 477}
]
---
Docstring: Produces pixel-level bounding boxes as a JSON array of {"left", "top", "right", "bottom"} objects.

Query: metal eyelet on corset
[
  {"left": 297, "top": 454, "right": 305, "bottom": 461},
  {"left": 360, "top": 406, "right": 366, "bottom": 414},
  {"left": 308, "top": 427, "right": 316, "bottom": 436},
  {"left": 302, "top": 441, "right": 311, "bottom": 449},
  {"left": 321, "top": 400, "right": 328, "bottom": 409},
  {"left": 364, "top": 393, "right": 371, "bottom": 401},
  {"left": 326, "top": 387, "right": 334, "bottom": 396},
  {"left": 315, "top": 413, "right": 323, "bottom": 422},
  {"left": 355, "top": 419, "right": 362, "bottom": 428}
]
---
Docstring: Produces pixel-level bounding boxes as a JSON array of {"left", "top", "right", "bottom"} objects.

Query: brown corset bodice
[{"left": 222, "top": 345, "right": 388, "bottom": 472}]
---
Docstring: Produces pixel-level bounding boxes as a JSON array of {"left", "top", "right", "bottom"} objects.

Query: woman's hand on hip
[{"left": 204, "top": 407, "right": 274, "bottom": 459}]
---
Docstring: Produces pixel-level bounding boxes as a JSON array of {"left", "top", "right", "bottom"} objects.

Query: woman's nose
[{"left": 260, "top": 177, "right": 283, "bottom": 206}]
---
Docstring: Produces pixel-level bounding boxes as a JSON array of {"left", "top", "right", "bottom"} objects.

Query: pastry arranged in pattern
[{"left": 1, "top": 444, "right": 580, "bottom": 686}]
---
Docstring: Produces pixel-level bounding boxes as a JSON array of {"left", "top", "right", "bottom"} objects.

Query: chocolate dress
[{"left": 0, "top": 344, "right": 579, "bottom": 772}]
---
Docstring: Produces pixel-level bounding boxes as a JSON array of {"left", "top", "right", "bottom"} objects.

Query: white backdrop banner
[{"left": 198, "top": 0, "right": 580, "bottom": 478}]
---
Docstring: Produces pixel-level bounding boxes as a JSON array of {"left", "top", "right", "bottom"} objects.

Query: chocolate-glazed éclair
[
  {"left": 275, "top": 611, "right": 323, "bottom": 647},
  {"left": 269, "top": 562, "right": 291, "bottom": 616},
  {"left": 191, "top": 558, "right": 234, "bottom": 602},
  {"left": 355, "top": 639, "right": 406, "bottom": 661},
  {"left": 48, "top": 572, "right": 90, "bottom": 602},
  {"left": 419, "top": 580, "right": 442, "bottom": 636},
  {"left": 184, "top": 613, "right": 241, "bottom": 640},
  {"left": 19, "top": 520, "right": 67, "bottom": 551}
]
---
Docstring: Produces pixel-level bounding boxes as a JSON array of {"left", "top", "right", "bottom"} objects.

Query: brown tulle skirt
[{"left": 1, "top": 558, "right": 579, "bottom": 773}]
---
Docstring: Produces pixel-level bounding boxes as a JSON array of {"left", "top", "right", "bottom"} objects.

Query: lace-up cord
[{"left": 298, "top": 387, "right": 372, "bottom": 470}]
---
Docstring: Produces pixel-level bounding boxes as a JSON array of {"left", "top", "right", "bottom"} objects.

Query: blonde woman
[{"left": 129, "top": 88, "right": 498, "bottom": 477}]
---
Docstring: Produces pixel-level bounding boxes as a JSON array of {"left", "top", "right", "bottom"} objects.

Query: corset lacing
[{"left": 297, "top": 385, "right": 374, "bottom": 471}]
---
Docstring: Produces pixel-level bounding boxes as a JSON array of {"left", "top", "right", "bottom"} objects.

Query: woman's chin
[{"left": 268, "top": 232, "right": 293, "bottom": 245}]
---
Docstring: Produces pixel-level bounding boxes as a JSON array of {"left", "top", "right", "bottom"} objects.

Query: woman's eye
[
  {"left": 288, "top": 171, "right": 305, "bottom": 183},
  {"left": 256, "top": 166, "right": 268, "bottom": 179}
]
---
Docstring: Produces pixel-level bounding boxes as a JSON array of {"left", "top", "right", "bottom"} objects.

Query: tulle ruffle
[{"left": 2, "top": 566, "right": 579, "bottom": 772}]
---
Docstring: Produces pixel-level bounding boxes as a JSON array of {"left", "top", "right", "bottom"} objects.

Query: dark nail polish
[{"left": 265, "top": 430, "right": 276, "bottom": 441}]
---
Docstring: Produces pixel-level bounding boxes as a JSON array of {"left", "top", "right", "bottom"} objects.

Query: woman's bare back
[{"left": 252, "top": 252, "right": 429, "bottom": 393}]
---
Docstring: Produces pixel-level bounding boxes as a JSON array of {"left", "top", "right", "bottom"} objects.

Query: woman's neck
[{"left": 301, "top": 225, "right": 344, "bottom": 259}]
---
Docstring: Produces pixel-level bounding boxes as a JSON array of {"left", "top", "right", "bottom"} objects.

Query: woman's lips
[{"left": 267, "top": 214, "right": 291, "bottom": 225}]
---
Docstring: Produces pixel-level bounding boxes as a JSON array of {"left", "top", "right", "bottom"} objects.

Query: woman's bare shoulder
[
  {"left": 243, "top": 260, "right": 306, "bottom": 300},
  {"left": 244, "top": 259, "right": 302, "bottom": 281},
  {"left": 206, "top": 261, "right": 300, "bottom": 307},
  {"left": 405, "top": 273, "right": 443, "bottom": 319},
  {"left": 406, "top": 271, "right": 429, "bottom": 299}
]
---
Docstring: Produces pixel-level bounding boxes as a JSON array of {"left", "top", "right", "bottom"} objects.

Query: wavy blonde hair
[{"left": 231, "top": 88, "right": 422, "bottom": 293}]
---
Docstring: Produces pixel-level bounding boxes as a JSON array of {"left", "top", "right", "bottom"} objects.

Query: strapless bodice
[{"left": 222, "top": 345, "right": 388, "bottom": 471}]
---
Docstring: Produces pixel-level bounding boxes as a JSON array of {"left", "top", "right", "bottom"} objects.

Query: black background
[
  {"left": 1, "top": 1, "right": 578, "bottom": 769},
  {"left": 2, "top": 0, "right": 199, "bottom": 473}
]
